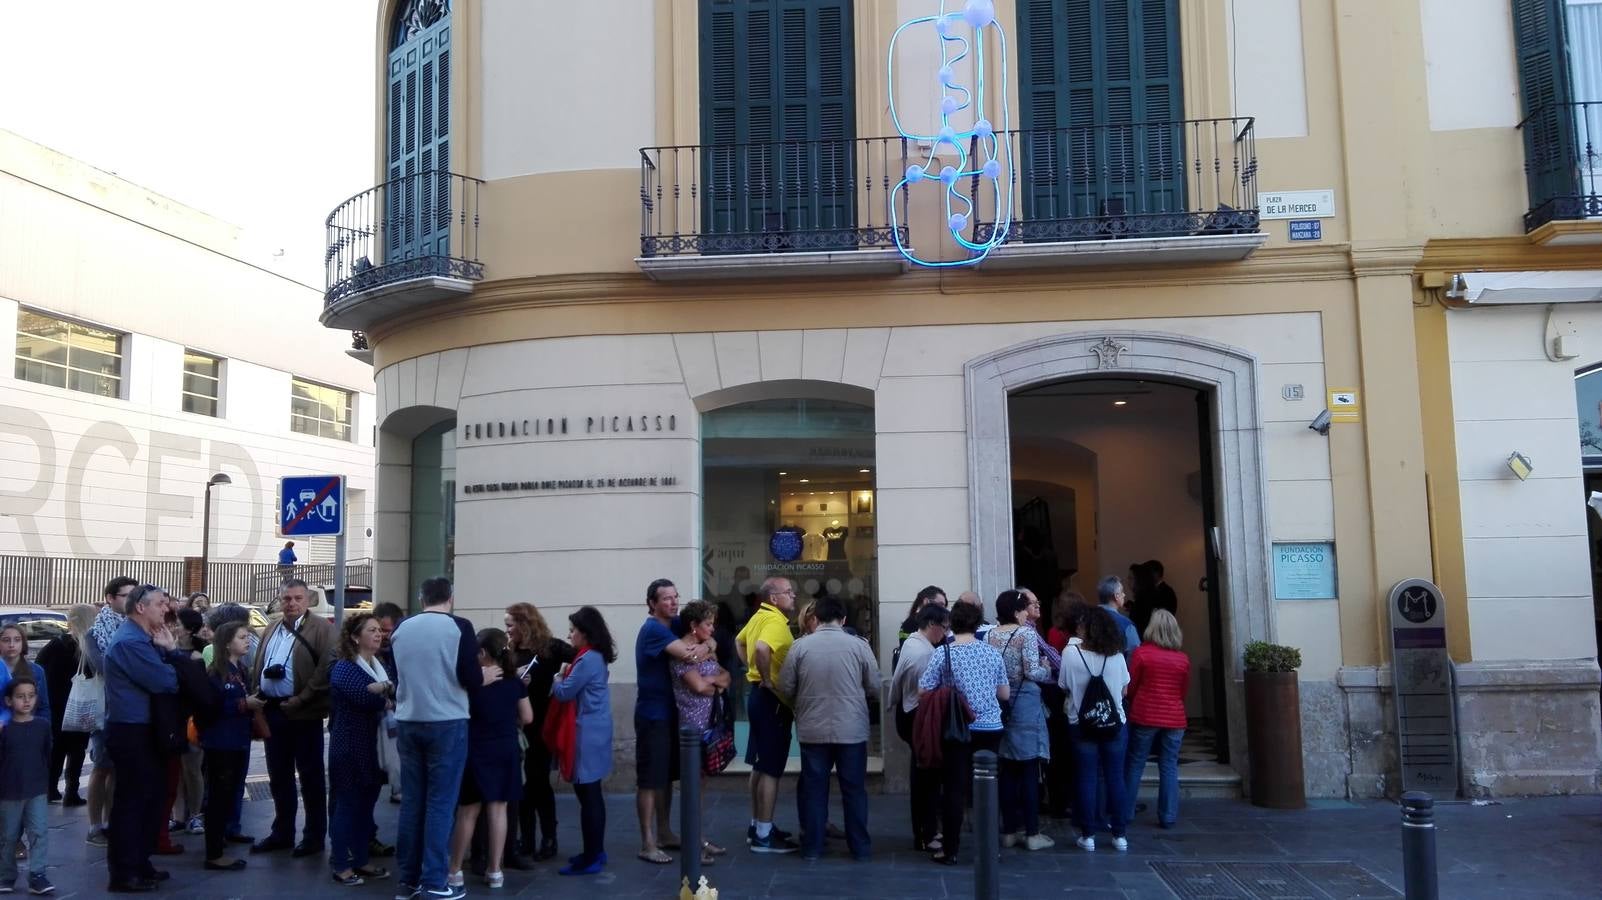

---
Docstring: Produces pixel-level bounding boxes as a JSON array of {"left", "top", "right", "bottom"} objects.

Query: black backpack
[{"left": 1074, "top": 648, "right": 1123, "bottom": 742}]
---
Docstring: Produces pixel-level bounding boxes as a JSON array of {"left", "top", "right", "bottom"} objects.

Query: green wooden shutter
[
  {"left": 701, "top": 0, "right": 855, "bottom": 249},
  {"left": 386, "top": 12, "right": 451, "bottom": 264},
  {"left": 1512, "top": 0, "right": 1577, "bottom": 219},
  {"left": 1017, "top": 0, "right": 1183, "bottom": 234}
]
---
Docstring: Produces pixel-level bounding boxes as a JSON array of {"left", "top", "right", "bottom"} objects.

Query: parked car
[
  {"left": 265, "top": 585, "right": 373, "bottom": 622},
  {"left": 0, "top": 608, "right": 69, "bottom": 655}
]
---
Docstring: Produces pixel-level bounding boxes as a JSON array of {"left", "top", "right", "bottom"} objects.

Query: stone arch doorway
[{"left": 965, "top": 330, "right": 1274, "bottom": 778}]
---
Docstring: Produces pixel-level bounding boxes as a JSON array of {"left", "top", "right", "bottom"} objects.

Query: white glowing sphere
[
  {"left": 974, "top": 118, "right": 993, "bottom": 139},
  {"left": 939, "top": 165, "right": 958, "bottom": 185},
  {"left": 938, "top": 65, "right": 955, "bottom": 86},
  {"left": 941, "top": 96, "right": 959, "bottom": 116},
  {"left": 935, "top": 17, "right": 951, "bottom": 37},
  {"left": 905, "top": 164, "right": 925, "bottom": 184},
  {"left": 982, "top": 159, "right": 1002, "bottom": 179},
  {"left": 963, "top": 0, "right": 994, "bottom": 28},
  {"left": 949, "top": 213, "right": 969, "bottom": 231}
]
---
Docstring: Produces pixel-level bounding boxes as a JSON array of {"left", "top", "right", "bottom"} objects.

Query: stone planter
[{"left": 1245, "top": 670, "right": 1307, "bottom": 809}]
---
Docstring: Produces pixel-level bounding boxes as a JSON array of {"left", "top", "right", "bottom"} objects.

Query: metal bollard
[
  {"left": 973, "top": 750, "right": 1000, "bottom": 900},
  {"left": 679, "top": 725, "right": 703, "bottom": 890},
  {"left": 1400, "top": 791, "right": 1439, "bottom": 900}
]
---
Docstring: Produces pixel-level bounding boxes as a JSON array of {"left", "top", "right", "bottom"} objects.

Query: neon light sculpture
[{"left": 888, "top": 0, "right": 1012, "bottom": 267}]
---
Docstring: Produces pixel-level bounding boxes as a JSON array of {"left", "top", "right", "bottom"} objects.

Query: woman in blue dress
[
  {"left": 552, "top": 606, "right": 615, "bottom": 877},
  {"left": 327, "top": 613, "right": 393, "bottom": 886},
  {"left": 447, "top": 629, "right": 531, "bottom": 890}
]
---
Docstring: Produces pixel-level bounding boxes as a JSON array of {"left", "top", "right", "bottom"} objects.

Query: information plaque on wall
[
  {"left": 1386, "top": 578, "right": 1460, "bottom": 796},
  {"left": 1271, "top": 542, "right": 1336, "bottom": 600}
]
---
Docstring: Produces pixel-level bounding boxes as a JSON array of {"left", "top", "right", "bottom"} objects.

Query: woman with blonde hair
[
  {"left": 38, "top": 604, "right": 97, "bottom": 805},
  {"left": 1122, "top": 609, "right": 1191, "bottom": 829}
]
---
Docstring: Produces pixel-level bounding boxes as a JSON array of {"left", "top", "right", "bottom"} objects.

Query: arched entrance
[{"left": 965, "top": 330, "right": 1274, "bottom": 778}]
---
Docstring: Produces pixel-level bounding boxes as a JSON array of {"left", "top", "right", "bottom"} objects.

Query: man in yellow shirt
[{"left": 734, "top": 577, "right": 798, "bottom": 852}]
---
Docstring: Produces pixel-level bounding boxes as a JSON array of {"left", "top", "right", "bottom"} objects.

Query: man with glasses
[
  {"left": 888, "top": 602, "right": 950, "bottom": 853},
  {"left": 83, "top": 576, "right": 137, "bottom": 847},
  {"left": 250, "top": 579, "right": 335, "bottom": 859},
  {"left": 103, "top": 584, "right": 185, "bottom": 893},
  {"left": 734, "top": 577, "right": 799, "bottom": 853}
]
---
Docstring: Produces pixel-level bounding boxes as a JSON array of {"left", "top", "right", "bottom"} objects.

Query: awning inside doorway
[{"left": 1449, "top": 270, "right": 1602, "bottom": 304}]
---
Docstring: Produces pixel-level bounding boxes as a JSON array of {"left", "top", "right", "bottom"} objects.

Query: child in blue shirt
[{"left": 0, "top": 678, "right": 53, "bottom": 895}]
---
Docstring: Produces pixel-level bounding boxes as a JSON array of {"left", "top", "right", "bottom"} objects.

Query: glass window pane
[
  {"left": 15, "top": 311, "right": 68, "bottom": 343},
  {"left": 15, "top": 358, "right": 66, "bottom": 388},
  {"left": 182, "top": 372, "right": 218, "bottom": 397},
  {"left": 68, "top": 369, "right": 119, "bottom": 398},
  {"left": 14, "top": 333, "right": 67, "bottom": 367},
  {"left": 1577, "top": 369, "right": 1602, "bottom": 465},
  {"left": 68, "top": 326, "right": 120, "bottom": 357},
  {"left": 183, "top": 352, "right": 219, "bottom": 378},
  {"left": 68, "top": 347, "right": 121, "bottom": 377},
  {"left": 183, "top": 394, "right": 219, "bottom": 417}
]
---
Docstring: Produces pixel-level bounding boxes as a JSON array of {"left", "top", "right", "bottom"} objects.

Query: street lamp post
[{"left": 200, "top": 473, "right": 232, "bottom": 593}]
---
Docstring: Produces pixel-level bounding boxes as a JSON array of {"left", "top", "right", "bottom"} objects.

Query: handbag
[
  {"left": 542, "top": 648, "right": 588, "bottom": 782},
  {"left": 251, "top": 707, "right": 272, "bottom": 741},
  {"left": 701, "top": 689, "right": 736, "bottom": 775},
  {"left": 940, "top": 644, "right": 974, "bottom": 743},
  {"left": 62, "top": 657, "right": 105, "bottom": 734}
]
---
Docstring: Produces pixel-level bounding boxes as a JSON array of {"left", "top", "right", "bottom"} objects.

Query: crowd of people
[{"left": 8, "top": 565, "right": 1190, "bottom": 895}]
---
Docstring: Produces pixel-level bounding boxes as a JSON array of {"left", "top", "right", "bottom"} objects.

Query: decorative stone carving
[{"left": 1090, "top": 336, "right": 1130, "bottom": 368}]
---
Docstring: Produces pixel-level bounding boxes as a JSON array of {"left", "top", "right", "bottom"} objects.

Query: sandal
[
  {"left": 700, "top": 850, "right": 716, "bottom": 866},
  {"left": 637, "top": 848, "right": 673, "bottom": 865},
  {"left": 703, "top": 840, "right": 727, "bottom": 856},
  {"left": 354, "top": 866, "right": 390, "bottom": 880}
]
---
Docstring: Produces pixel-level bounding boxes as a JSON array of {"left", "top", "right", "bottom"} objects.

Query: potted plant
[{"left": 1243, "top": 640, "right": 1306, "bottom": 809}]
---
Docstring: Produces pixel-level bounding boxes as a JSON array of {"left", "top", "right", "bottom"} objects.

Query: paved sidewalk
[{"left": 31, "top": 781, "right": 1602, "bottom": 898}]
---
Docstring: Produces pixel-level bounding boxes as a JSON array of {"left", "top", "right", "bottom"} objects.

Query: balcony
[
  {"left": 322, "top": 170, "right": 484, "bottom": 329},
  {"left": 972, "top": 116, "right": 1264, "bottom": 270},
  {"left": 636, "top": 135, "right": 911, "bottom": 280},
  {"left": 1520, "top": 101, "right": 1602, "bottom": 243}
]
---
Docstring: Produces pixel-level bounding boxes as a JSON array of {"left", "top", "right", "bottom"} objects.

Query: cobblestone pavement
[{"left": 32, "top": 759, "right": 1602, "bottom": 899}]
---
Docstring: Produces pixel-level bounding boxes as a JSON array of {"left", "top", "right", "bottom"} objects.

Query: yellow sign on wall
[{"left": 1328, "top": 388, "right": 1361, "bottom": 423}]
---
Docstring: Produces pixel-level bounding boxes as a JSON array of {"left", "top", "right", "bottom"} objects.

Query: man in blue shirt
[
  {"left": 633, "top": 578, "right": 712, "bottom": 865},
  {"left": 103, "top": 584, "right": 186, "bottom": 894},
  {"left": 1096, "top": 576, "right": 1141, "bottom": 655}
]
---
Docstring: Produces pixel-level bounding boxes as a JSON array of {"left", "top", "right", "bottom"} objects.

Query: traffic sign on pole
[{"left": 279, "top": 475, "right": 345, "bottom": 537}]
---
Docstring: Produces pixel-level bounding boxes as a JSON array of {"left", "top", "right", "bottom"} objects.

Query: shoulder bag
[
  {"left": 62, "top": 652, "right": 105, "bottom": 734},
  {"left": 940, "top": 644, "right": 974, "bottom": 743},
  {"left": 1074, "top": 648, "right": 1124, "bottom": 743},
  {"left": 701, "top": 686, "right": 737, "bottom": 775}
]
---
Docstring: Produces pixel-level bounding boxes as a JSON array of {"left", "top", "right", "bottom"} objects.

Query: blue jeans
[
  {"left": 330, "top": 781, "right": 382, "bottom": 873},
  {"left": 797, "top": 742, "right": 870, "bottom": 859},
  {"left": 1069, "top": 722, "right": 1127, "bottom": 838},
  {"left": 397, "top": 720, "right": 468, "bottom": 890},
  {"left": 1124, "top": 725, "right": 1184, "bottom": 826},
  {"left": 0, "top": 795, "right": 46, "bottom": 885}
]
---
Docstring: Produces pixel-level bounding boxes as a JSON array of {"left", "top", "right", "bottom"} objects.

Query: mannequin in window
[
  {"left": 801, "top": 529, "right": 826, "bottom": 562},
  {"left": 822, "top": 523, "right": 848, "bottom": 561}
]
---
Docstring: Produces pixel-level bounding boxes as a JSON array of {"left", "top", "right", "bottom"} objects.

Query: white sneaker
[
  {"left": 446, "top": 870, "right": 464, "bottom": 888},
  {"left": 1025, "top": 833, "right": 1055, "bottom": 851},
  {"left": 1075, "top": 835, "right": 1095, "bottom": 852},
  {"left": 1111, "top": 836, "right": 1129, "bottom": 852},
  {"left": 485, "top": 871, "right": 504, "bottom": 889}
]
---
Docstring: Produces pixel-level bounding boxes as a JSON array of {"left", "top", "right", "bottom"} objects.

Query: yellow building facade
[{"left": 330, "top": 0, "right": 1601, "bottom": 798}]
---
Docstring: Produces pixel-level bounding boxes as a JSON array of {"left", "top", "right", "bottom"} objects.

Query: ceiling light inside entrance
[{"left": 1114, "top": 399, "right": 1128, "bottom": 406}]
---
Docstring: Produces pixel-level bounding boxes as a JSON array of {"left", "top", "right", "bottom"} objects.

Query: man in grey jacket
[{"left": 777, "top": 595, "right": 880, "bottom": 861}]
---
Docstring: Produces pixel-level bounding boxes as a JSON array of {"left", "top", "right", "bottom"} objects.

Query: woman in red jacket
[{"left": 1122, "top": 610, "right": 1190, "bottom": 828}]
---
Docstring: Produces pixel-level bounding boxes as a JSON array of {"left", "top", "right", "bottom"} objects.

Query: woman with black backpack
[{"left": 1058, "top": 605, "right": 1131, "bottom": 853}]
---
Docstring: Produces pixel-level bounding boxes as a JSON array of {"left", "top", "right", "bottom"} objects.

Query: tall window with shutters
[
  {"left": 386, "top": 0, "right": 452, "bottom": 264},
  {"left": 699, "top": 0, "right": 856, "bottom": 251},
  {"left": 1514, "top": 0, "right": 1602, "bottom": 229},
  {"left": 1016, "top": 0, "right": 1184, "bottom": 232}
]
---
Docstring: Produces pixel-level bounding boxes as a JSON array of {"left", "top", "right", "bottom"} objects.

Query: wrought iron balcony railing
[
  {"left": 639, "top": 135, "right": 909, "bottom": 257},
  {"left": 974, "top": 116, "right": 1260, "bottom": 244},
  {"left": 1519, "top": 101, "right": 1602, "bottom": 232},
  {"left": 324, "top": 169, "right": 484, "bottom": 306}
]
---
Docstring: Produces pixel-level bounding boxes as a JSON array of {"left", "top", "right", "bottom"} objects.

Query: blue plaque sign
[
  {"left": 1288, "top": 219, "right": 1322, "bottom": 241},
  {"left": 1272, "top": 542, "right": 1336, "bottom": 600}
]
